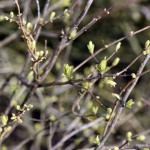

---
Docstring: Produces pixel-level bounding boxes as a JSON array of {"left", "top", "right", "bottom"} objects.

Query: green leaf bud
[
  {"left": 28, "top": 39, "right": 36, "bottom": 51},
  {"left": 143, "top": 50, "right": 147, "bottom": 55},
  {"left": 145, "top": 40, "right": 150, "bottom": 49},
  {"left": 107, "top": 108, "right": 112, "bottom": 114},
  {"left": 10, "top": 12, "right": 14, "bottom": 19},
  {"left": 49, "top": 114, "right": 56, "bottom": 121},
  {"left": 136, "top": 135, "right": 146, "bottom": 141},
  {"left": 105, "top": 114, "right": 110, "bottom": 120},
  {"left": 0, "top": 115, "right": 8, "bottom": 126},
  {"left": 106, "top": 80, "right": 116, "bottom": 87},
  {"left": 112, "top": 93, "right": 121, "bottom": 100},
  {"left": 50, "top": 12, "right": 56, "bottom": 22},
  {"left": 36, "top": 52, "right": 40, "bottom": 57},
  {"left": 96, "top": 59, "right": 107, "bottom": 73},
  {"left": 131, "top": 73, "right": 136, "bottom": 79},
  {"left": 112, "top": 57, "right": 120, "bottom": 66},
  {"left": 26, "top": 22, "right": 33, "bottom": 31},
  {"left": 126, "top": 132, "right": 132, "bottom": 141},
  {"left": 125, "top": 99, "right": 135, "bottom": 108},
  {"left": 64, "top": 9, "right": 70, "bottom": 17},
  {"left": 146, "top": 48, "right": 150, "bottom": 54},
  {"left": 38, "top": 18, "right": 44, "bottom": 25},
  {"left": 22, "top": 19, "right": 26, "bottom": 25},
  {"left": 115, "top": 42, "right": 121, "bottom": 52},
  {"left": 69, "top": 29, "right": 77, "bottom": 39},
  {"left": 11, "top": 113, "right": 16, "bottom": 121},
  {"left": 39, "top": 51, "right": 44, "bottom": 56},
  {"left": 0, "top": 16, "right": 4, "bottom": 21},
  {"left": 94, "top": 135, "right": 100, "bottom": 145},
  {"left": 87, "top": 41, "right": 95, "bottom": 54},
  {"left": 45, "top": 50, "right": 49, "bottom": 55},
  {"left": 96, "top": 96, "right": 100, "bottom": 99},
  {"left": 113, "top": 146, "right": 119, "bottom": 150},
  {"left": 105, "top": 45, "right": 108, "bottom": 48},
  {"left": 31, "top": 58, "right": 34, "bottom": 62},
  {"left": 17, "top": 117, "right": 22, "bottom": 123},
  {"left": 82, "top": 82, "right": 90, "bottom": 89},
  {"left": 16, "top": 105, "right": 21, "bottom": 111},
  {"left": 92, "top": 106, "right": 99, "bottom": 115},
  {"left": 63, "top": 64, "right": 74, "bottom": 80},
  {"left": 34, "top": 123, "right": 42, "bottom": 131}
]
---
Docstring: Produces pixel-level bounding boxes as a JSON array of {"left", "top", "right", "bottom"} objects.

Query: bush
[{"left": 0, "top": 0, "right": 150, "bottom": 150}]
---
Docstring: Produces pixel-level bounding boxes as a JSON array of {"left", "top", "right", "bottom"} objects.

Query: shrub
[{"left": 0, "top": 0, "right": 150, "bottom": 149}]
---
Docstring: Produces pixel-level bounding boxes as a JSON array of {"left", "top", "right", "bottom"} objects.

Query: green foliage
[
  {"left": 26, "top": 22, "right": 33, "bottom": 31},
  {"left": 126, "top": 131, "right": 132, "bottom": 141},
  {"left": 125, "top": 99, "right": 135, "bottom": 108},
  {"left": 63, "top": 64, "right": 74, "bottom": 80},
  {"left": 115, "top": 42, "right": 121, "bottom": 52},
  {"left": 95, "top": 59, "right": 107, "bottom": 73},
  {"left": 0, "top": 115, "right": 8, "bottom": 126},
  {"left": 10, "top": 12, "right": 14, "bottom": 19},
  {"left": 105, "top": 79, "right": 116, "bottom": 87},
  {"left": 112, "top": 93, "right": 121, "bottom": 100},
  {"left": 136, "top": 135, "right": 146, "bottom": 141},
  {"left": 92, "top": 106, "right": 99, "bottom": 115},
  {"left": 113, "top": 146, "right": 119, "bottom": 150},
  {"left": 94, "top": 135, "right": 100, "bottom": 145},
  {"left": 87, "top": 41, "right": 95, "bottom": 54},
  {"left": 49, "top": 12, "right": 56, "bottom": 22},
  {"left": 69, "top": 29, "right": 77, "bottom": 39},
  {"left": 0, "top": 0, "right": 150, "bottom": 149},
  {"left": 143, "top": 40, "right": 150, "bottom": 55},
  {"left": 107, "top": 108, "right": 112, "bottom": 114},
  {"left": 112, "top": 57, "right": 120, "bottom": 66},
  {"left": 131, "top": 73, "right": 136, "bottom": 79}
]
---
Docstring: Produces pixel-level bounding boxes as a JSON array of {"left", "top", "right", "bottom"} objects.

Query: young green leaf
[
  {"left": 94, "top": 135, "right": 100, "bottom": 145},
  {"left": 112, "top": 57, "right": 120, "bottom": 66},
  {"left": 106, "top": 80, "right": 116, "bottom": 87},
  {"left": 69, "top": 29, "right": 77, "bottom": 39},
  {"left": 82, "top": 82, "right": 90, "bottom": 89},
  {"left": 10, "top": 12, "right": 14, "bottom": 19},
  {"left": 131, "top": 73, "right": 136, "bottom": 79},
  {"left": 50, "top": 12, "right": 56, "bottom": 22},
  {"left": 96, "top": 59, "right": 107, "bottom": 73},
  {"left": 112, "top": 93, "right": 121, "bottom": 100},
  {"left": 145, "top": 40, "right": 150, "bottom": 49},
  {"left": 136, "top": 135, "right": 146, "bottom": 141},
  {"left": 125, "top": 99, "right": 135, "bottom": 108},
  {"left": 113, "top": 146, "right": 119, "bottom": 150},
  {"left": 63, "top": 64, "right": 74, "bottom": 80},
  {"left": 0, "top": 115, "right": 8, "bottom": 126},
  {"left": 126, "top": 131, "right": 132, "bottom": 141},
  {"left": 115, "top": 42, "right": 121, "bottom": 51},
  {"left": 26, "top": 22, "right": 33, "bottom": 31},
  {"left": 87, "top": 41, "right": 95, "bottom": 54},
  {"left": 92, "top": 106, "right": 99, "bottom": 115},
  {"left": 107, "top": 108, "right": 112, "bottom": 114},
  {"left": 38, "top": 18, "right": 44, "bottom": 25}
]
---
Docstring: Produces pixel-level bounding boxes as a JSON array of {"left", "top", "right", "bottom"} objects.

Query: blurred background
[{"left": 0, "top": 0, "right": 150, "bottom": 149}]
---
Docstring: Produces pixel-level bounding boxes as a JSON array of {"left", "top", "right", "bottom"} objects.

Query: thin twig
[
  {"left": 52, "top": 116, "right": 104, "bottom": 150},
  {"left": 95, "top": 53, "right": 150, "bottom": 149},
  {"left": 74, "top": 25, "right": 150, "bottom": 72}
]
